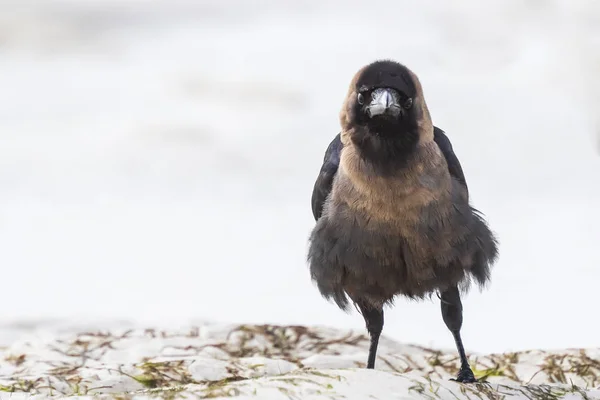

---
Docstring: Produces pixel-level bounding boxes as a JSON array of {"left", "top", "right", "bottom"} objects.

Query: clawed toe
[{"left": 450, "top": 368, "right": 477, "bottom": 383}]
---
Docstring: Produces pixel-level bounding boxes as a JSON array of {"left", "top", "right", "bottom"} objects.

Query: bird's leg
[
  {"left": 356, "top": 302, "right": 384, "bottom": 369},
  {"left": 439, "top": 286, "right": 477, "bottom": 383}
]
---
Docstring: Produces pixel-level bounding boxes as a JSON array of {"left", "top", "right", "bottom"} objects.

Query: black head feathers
[{"left": 339, "top": 59, "right": 434, "bottom": 169}]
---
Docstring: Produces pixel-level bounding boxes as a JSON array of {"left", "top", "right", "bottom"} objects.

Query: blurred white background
[{"left": 0, "top": 0, "right": 599, "bottom": 354}]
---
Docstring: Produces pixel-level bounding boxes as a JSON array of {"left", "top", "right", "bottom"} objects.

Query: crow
[{"left": 307, "top": 60, "right": 499, "bottom": 383}]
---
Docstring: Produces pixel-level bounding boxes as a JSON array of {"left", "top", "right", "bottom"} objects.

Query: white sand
[{"left": 1, "top": 322, "right": 599, "bottom": 399}]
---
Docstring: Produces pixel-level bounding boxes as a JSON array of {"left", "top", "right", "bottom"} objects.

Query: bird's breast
[{"left": 330, "top": 142, "right": 452, "bottom": 230}]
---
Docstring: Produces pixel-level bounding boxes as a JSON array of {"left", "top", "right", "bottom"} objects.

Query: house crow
[{"left": 307, "top": 60, "right": 499, "bottom": 383}]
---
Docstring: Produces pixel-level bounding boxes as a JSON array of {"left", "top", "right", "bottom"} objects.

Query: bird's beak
[{"left": 366, "top": 88, "right": 401, "bottom": 118}]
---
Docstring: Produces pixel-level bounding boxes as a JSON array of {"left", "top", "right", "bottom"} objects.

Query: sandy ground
[
  {"left": 1, "top": 0, "right": 600, "bottom": 357},
  {"left": 1, "top": 322, "right": 599, "bottom": 399}
]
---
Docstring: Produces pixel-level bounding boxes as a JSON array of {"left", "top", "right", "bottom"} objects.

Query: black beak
[{"left": 366, "top": 88, "right": 401, "bottom": 119}]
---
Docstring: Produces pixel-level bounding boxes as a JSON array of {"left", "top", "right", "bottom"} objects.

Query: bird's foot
[{"left": 450, "top": 367, "right": 477, "bottom": 383}]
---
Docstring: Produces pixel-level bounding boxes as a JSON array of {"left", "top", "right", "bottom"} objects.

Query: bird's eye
[
  {"left": 403, "top": 98, "right": 413, "bottom": 109},
  {"left": 357, "top": 93, "right": 365, "bottom": 105}
]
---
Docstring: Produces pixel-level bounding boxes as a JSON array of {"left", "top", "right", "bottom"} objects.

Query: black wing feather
[
  {"left": 433, "top": 126, "right": 469, "bottom": 196},
  {"left": 310, "top": 127, "right": 468, "bottom": 221},
  {"left": 311, "top": 133, "right": 343, "bottom": 221}
]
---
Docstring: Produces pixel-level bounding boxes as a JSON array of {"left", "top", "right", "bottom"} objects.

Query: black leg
[
  {"left": 356, "top": 303, "right": 384, "bottom": 369},
  {"left": 440, "top": 286, "right": 477, "bottom": 383}
]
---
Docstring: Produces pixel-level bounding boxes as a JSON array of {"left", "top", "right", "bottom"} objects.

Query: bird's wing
[
  {"left": 311, "top": 133, "right": 343, "bottom": 221},
  {"left": 433, "top": 126, "right": 469, "bottom": 196}
]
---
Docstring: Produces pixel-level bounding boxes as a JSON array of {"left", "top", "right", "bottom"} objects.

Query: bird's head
[{"left": 340, "top": 60, "right": 434, "bottom": 164}]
